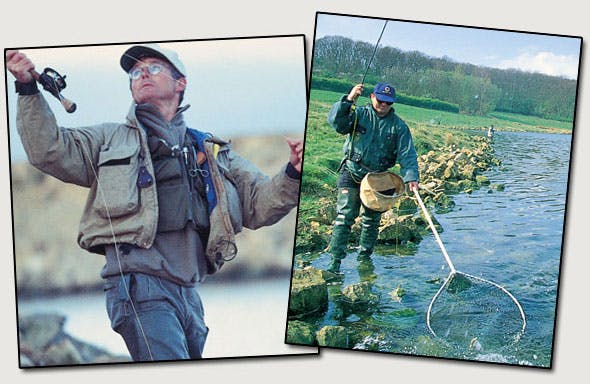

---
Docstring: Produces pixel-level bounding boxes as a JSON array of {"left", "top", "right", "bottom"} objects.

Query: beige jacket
[{"left": 17, "top": 93, "right": 300, "bottom": 274}]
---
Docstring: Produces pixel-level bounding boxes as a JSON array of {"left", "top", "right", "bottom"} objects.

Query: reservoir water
[{"left": 306, "top": 131, "right": 571, "bottom": 367}]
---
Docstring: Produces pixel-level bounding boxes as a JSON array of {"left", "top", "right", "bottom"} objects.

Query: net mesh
[{"left": 427, "top": 271, "right": 526, "bottom": 350}]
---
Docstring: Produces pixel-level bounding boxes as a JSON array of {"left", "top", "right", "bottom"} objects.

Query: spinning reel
[{"left": 34, "top": 67, "right": 77, "bottom": 113}]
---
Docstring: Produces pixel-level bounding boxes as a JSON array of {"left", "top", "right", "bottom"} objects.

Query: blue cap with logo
[{"left": 373, "top": 83, "right": 396, "bottom": 103}]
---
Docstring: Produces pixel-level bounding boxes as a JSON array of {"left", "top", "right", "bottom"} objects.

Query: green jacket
[
  {"left": 17, "top": 93, "right": 300, "bottom": 274},
  {"left": 327, "top": 95, "right": 419, "bottom": 183}
]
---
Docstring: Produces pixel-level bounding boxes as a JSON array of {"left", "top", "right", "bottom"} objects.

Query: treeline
[{"left": 313, "top": 35, "right": 577, "bottom": 121}]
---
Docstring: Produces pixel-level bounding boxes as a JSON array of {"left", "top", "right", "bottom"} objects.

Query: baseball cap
[
  {"left": 120, "top": 43, "right": 186, "bottom": 77},
  {"left": 373, "top": 83, "right": 396, "bottom": 103}
]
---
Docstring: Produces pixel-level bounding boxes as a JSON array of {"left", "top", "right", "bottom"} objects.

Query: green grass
[
  {"left": 489, "top": 111, "right": 573, "bottom": 131},
  {"left": 311, "top": 89, "right": 572, "bottom": 133}
]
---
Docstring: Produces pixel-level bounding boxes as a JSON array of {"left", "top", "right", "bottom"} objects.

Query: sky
[
  {"left": 6, "top": 36, "right": 307, "bottom": 162},
  {"left": 315, "top": 13, "right": 582, "bottom": 80}
]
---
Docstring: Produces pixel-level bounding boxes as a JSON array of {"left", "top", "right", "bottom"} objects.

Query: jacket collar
[{"left": 126, "top": 103, "right": 191, "bottom": 129}]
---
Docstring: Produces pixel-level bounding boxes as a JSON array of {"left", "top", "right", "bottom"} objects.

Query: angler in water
[
  {"left": 6, "top": 45, "right": 302, "bottom": 362},
  {"left": 326, "top": 83, "right": 420, "bottom": 273}
]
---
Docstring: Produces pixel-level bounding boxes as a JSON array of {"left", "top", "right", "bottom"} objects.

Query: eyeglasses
[
  {"left": 376, "top": 99, "right": 393, "bottom": 106},
  {"left": 128, "top": 63, "right": 166, "bottom": 80}
]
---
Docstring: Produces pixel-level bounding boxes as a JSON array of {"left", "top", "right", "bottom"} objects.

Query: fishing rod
[
  {"left": 346, "top": 20, "right": 389, "bottom": 159},
  {"left": 360, "top": 20, "right": 388, "bottom": 86},
  {"left": 32, "top": 67, "right": 77, "bottom": 113}
]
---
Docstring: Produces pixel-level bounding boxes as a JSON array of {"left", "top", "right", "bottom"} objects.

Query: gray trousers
[{"left": 105, "top": 273, "right": 208, "bottom": 361}]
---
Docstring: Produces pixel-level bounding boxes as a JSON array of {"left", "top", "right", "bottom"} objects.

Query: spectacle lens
[{"left": 129, "top": 63, "right": 164, "bottom": 80}]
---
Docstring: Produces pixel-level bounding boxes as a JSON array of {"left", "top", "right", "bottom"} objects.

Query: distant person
[
  {"left": 487, "top": 125, "right": 495, "bottom": 139},
  {"left": 6, "top": 44, "right": 302, "bottom": 362},
  {"left": 325, "top": 83, "right": 419, "bottom": 273}
]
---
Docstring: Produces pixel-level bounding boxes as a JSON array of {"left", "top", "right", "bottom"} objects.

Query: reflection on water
[
  {"left": 306, "top": 131, "right": 571, "bottom": 367},
  {"left": 19, "top": 278, "right": 314, "bottom": 359}
]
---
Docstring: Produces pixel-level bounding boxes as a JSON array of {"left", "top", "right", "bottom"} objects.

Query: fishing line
[
  {"left": 77, "top": 140, "right": 155, "bottom": 361},
  {"left": 31, "top": 55, "right": 160, "bottom": 361}
]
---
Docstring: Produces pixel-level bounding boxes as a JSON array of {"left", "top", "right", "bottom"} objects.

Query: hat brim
[
  {"left": 374, "top": 93, "right": 396, "bottom": 103},
  {"left": 120, "top": 46, "right": 180, "bottom": 75},
  {"left": 360, "top": 171, "right": 405, "bottom": 212}
]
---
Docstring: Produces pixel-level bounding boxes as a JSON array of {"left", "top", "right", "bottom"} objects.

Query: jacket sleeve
[
  {"left": 327, "top": 95, "right": 356, "bottom": 134},
  {"left": 16, "top": 93, "right": 105, "bottom": 188},
  {"left": 396, "top": 119, "right": 420, "bottom": 183},
  {"left": 227, "top": 150, "right": 300, "bottom": 230}
]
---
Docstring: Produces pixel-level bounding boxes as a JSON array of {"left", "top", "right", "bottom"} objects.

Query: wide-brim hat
[
  {"left": 120, "top": 43, "right": 186, "bottom": 77},
  {"left": 360, "top": 171, "right": 405, "bottom": 212}
]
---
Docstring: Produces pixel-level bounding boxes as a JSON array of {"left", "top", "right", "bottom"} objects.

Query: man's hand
[
  {"left": 286, "top": 138, "right": 303, "bottom": 173},
  {"left": 407, "top": 181, "right": 419, "bottom": 192},
  {"left": 5, "top": 50, "right": 35, "bottom": 83},
  {"left": 346, "top": 84, "right": 364, "bottom": 103}
]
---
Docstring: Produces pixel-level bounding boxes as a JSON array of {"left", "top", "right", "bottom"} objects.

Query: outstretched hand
[
  {"left": 5, "top": 50, "right": 35, "bottom": 83},
  {"left": 286, "top": 138, "right": 303, "bottom": 173}
]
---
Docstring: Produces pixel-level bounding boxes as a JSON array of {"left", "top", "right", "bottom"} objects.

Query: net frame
[
  {"left": 413, "top": 189, "right": 527, "bottom": 343},
  {"left": 426, "top": 270, "right": 527, "bottom": 341}
]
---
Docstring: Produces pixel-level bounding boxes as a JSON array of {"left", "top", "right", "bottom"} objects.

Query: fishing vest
[{"left": 148, "top": 131, "right": 210, "bottom": 236}]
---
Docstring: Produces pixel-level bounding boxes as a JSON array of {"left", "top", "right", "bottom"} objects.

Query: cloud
[{"left": 498, "top": 51, "right": 579, "bottom": 80}]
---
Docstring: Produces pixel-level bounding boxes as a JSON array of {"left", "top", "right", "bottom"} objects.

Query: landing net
[
  {"left": 413, "top": 189, "right": 526, "bottom": 349},
  {"left": 427, "top": 271, "right": 526, "bottom": 350}
]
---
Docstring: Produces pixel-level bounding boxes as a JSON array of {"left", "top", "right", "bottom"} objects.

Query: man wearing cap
[
  {"left": 6, "top": 45, "right": 302, "bottom": 361},
  {"left": 326, "top": 83, "right": 419, "bottom": 273}
]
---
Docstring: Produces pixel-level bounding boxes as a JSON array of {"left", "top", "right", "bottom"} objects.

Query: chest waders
[{"left": 327, "top": 108, "right": 383, "bottom": 273}]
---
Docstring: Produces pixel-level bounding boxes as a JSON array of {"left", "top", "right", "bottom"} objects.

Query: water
[
  {"left": 19, "top": 278, "right": 315, "bottom": 360},
  {"left": 303, "top": 131, "right": 571, "bottom": 367}
]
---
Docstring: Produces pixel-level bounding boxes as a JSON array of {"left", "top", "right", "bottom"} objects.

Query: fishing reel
[{"left": 35, "top": 67, "right": 77, "bottom": 113}]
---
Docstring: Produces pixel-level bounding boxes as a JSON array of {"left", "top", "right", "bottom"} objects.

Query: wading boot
[
  {"left": 357, "top": 207, "right": 382, "bottom": 261},
  {"left": 327, "top": 224, "right": 349, "bottom": 273},
  {"left": 327, "top": 188, "right": 362, "bottom": 273}
]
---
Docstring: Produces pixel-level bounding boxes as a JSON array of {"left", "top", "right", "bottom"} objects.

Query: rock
[
  {"left": 476, "top": 175, "right": 490, "bottom": 185},
  {"left": 460, "top": 164, "right": 477, "bottom": 180},
  {"left": 458, "top": 179, "right": 474, "bottom": 190},
  {"left": 433, "top": 192, "right": 455, "bottom": 212},
  {"left": 414, "top": 335, "right": 447, "bottom": 357},
  {"left": 378, "top": 220, "right": 420, "bottom": 244},
  {"left": 316, "top": 325, "right": 349, "bottom": 348},
  {"left": 341, "top": 281, "right": 377, "bottom": 304},
  {"left": 392, "top": 308, "right": 417, "bottom": 317},
  {"left": 288, "top": 267, "right": 328, "bottom": 318},
  {"left": 286, "top": 320, "right": 316, "bottom": 345},
  {"left": 43, "top": 338, "right": 84, "bottom": 366},
  {"left": 394, "top": 196, "right": 418, "bottom": 216},
  {"left": 18, "top": 313, "right": 129, "bottom": 366},
  {"left": 389, "top": 286, "right": 405, "bottom": 302}
]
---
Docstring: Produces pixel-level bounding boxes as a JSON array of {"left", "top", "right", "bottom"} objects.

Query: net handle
[{"left": 413, "top": 188, "right": 456, "bottom": 274}]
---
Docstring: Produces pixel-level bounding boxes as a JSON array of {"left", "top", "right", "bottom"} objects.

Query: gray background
[{"left": 1, "top": 0, "right": 586, "bottom": 381}]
